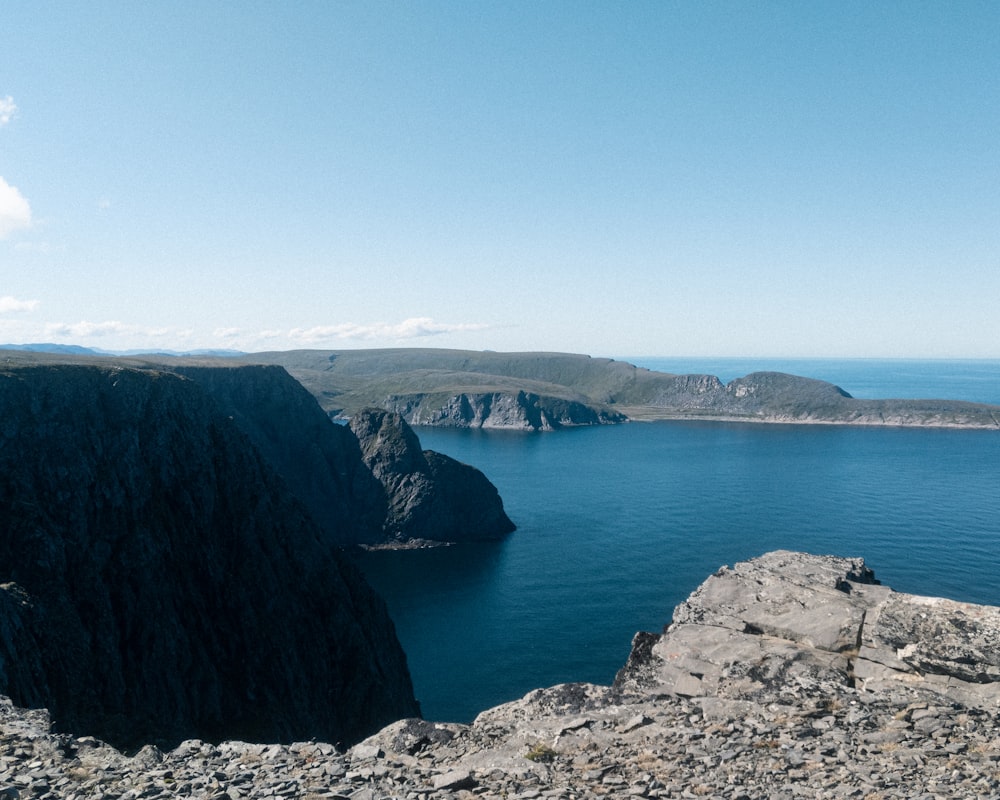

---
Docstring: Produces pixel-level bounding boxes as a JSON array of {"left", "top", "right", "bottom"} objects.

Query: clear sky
[{"left": 2, "top": 2, "right": 998, "bottom": 358}]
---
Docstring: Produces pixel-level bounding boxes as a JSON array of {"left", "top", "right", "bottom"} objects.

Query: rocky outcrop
[
  {"left": 384, "top": 391, "right": 626, "bottom": 431},
  {"left": 7, "top": 551, "right": 1000, "bottom": 798},
  {"left": 349, "top": 408, "right": 515, "bottom": 543},
  {"left": 0, "top": 363, "right": 419, "bottom": 750},
  {"left": 613, "top": 550, "right": 1000, "bottom": 710}
]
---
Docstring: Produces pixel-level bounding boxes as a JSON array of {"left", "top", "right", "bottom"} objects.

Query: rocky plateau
[{"left": 4, "top": 551, "right": 1000, "bottom": 799}]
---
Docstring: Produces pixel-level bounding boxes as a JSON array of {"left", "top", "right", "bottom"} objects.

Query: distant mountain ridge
[
  {"left": 5, "top": 345, "right": 998, "bottom": 429},
  {"left": 1, "top": 343, "right": 245, "bottom": 357}
]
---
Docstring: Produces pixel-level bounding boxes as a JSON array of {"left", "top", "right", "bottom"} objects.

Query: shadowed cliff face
[
  {"left": 171, "top": 366, "right": 515, "bottom": 546},
  {"left": 349, "top": 408, "right": 516, "bottom": 544},
  {"left": 171, "top": 365, "right": 388, "bottom": 545},
  {"left": 0, "top": 364, "right": 419, "bottom": 749}
]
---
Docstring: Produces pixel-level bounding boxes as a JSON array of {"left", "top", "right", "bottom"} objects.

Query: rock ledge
[{"left": 5, "top": 551, "right": 1000, "bottom": 799}]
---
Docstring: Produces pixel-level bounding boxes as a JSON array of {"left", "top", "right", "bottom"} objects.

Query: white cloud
[
  {"left": 45, "top": 320, "right": 171, "bottom": 339},
  {"left": 0, "top": 295, "right": 39, "bottom": 313},
  {"left": 0, "top": 96, "right": 15, "bottom": 127},
  {"left": 288, "top": 317, "right": 489, "bottom": 344},
  {"left": 213, "top": 327, "right": 242, "bottom": 339},
  {"left": 0, "top": 176, "right": 32, "bottom": 238}
]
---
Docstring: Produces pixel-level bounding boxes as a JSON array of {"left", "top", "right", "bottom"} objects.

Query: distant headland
[{"left": 4, "top": 346, "right": 998, "bottom": 430}]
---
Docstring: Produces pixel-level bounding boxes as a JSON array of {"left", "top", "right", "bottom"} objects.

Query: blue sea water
[{"left": 356, "top": 359, "right": 1000, "bottom": 724}]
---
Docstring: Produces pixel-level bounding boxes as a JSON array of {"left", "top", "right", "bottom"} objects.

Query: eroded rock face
[
  {"left": 614, "top": 550, "right": 1000, "bottom": 711},
  {"left": 350, "top": 408, "right": 515, "bottom": 543},
  {"left": 385, "top": 391, "right": 625, "bottom": 430},
  {"left": 0, "top": 363, "right": 419, "bottom": 749}
]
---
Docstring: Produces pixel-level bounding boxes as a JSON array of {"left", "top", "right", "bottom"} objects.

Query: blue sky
[{"left": 2, "top": 1, "right": 998, "bottom": 357}]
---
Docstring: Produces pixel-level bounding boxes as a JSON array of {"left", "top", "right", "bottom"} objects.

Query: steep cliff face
[
  {"left": 384, "top": 391, "right": 625, "bottom": 431},
  {"left": 0, "top": 364, "right": 419, "bottom": 749},
  {"left": 349, "top": 409, "right": 516, "bottom": 543},
  {"left": 171, "top": 365, "right": 387, "bottom": 545},
  {"left": 169, "top": 366, "right": 515, "bottom": 546}
]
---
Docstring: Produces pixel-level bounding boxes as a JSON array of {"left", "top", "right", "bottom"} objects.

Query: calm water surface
[{"left": 356, "top": 360, "right": 1000, "bottom": 723}]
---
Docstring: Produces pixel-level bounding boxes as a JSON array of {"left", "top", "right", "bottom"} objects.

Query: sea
[{"left": 355, "top": 358, "right": 1000, "bottom": 724}]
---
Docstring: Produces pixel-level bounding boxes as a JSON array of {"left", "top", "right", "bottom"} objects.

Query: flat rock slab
[{"left": 626, "top": 550, "right": 1000, "bottom": 712}]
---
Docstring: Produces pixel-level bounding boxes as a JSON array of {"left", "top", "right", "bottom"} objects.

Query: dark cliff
[
  {"left": 170, "top": 365, "right": 388, "bottom": 545},
  {"left": 350, "top": 408, "right": 516, "bottom": 544},
  {"left": 169, "top": 365, "right": 514, "bottom": 546},
  {"left": 0, "top": 363, "right": 419, "bottom": 749}
]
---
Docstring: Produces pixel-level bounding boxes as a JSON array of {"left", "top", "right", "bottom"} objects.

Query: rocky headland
[
  {"left": 238, "top": 349, "right": 1000, "bottom": 430},
  {"left": 4, "top": 551, "right": 1000, "bottom": 799},
  {"left": 0, "top": 359, "right": 515, "bottom": 753},
  {"left": 0, "top": 354, "right": 514, "bottom": 547}
]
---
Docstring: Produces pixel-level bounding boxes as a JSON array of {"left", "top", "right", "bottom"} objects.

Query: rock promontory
[
  {"left": 350, "top": 408, "right": 515, "bottom": 545},
  {"left": 5, "top": 551, "right": 1000, "bottom": 798},
  {"left": 169, "top": 365, "right": 515, "bottom": 546},
  {"left": 0, "top": 352, "right": 515, "bottom": 547}
]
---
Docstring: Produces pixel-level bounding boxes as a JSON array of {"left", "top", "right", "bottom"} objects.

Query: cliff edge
[
  {"left": 4, "top": 551, "right": 1000, "bottom": 798},
  {"left": 0, "top": 363, "right": 419, "bottom": 749}
]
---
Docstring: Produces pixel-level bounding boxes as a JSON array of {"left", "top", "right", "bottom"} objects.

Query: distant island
[{"left": 4, "top": 346, "right": 999, "bottom": 430}]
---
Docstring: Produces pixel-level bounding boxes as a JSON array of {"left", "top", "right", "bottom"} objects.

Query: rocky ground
[{"left": 4, "top": 551, "right": 1000, "bottom": 799}]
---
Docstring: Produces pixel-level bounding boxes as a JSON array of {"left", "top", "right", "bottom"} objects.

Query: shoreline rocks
[{"left": 6, "top": 551, "right": 1000, "bottom": 798}]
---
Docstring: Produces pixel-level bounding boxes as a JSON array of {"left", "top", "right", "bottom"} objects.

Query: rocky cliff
[
  {"left": 0, "top": 362, "right": 419, "bottom": 750},
  {"left": 349, "top": 409, "right": 515, "bottom": 544},
  {"left": 0, "top": 353, "right": 516, "bottom": 547},
  {"left": 5, "top": 551, "right": 1000, "bottom": 798},
  {"left": 171, "top": 364, "right": 388, "bottom": 544},
  {"left": 383, "top": 390, "right": 625, "bottom": 430}
]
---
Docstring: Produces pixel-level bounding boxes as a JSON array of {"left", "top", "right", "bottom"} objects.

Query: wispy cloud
[
  {"left": 45, "top": 320, "right": 171, "bottom": 339},
  {"left": 0, "top": 295, "right": 39, "bottom": 313},
  {"left": 213, "top": 327, "right": 242, "bottom": 339},
  {"left": 288, "top": 317, "right": 489, "bottom": 344},
  {"left": 0, "top": 176, "right": 32, "bottom": 238},
  {"left": 0, "top": 96, "right": 16, "bottom": 127}
]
